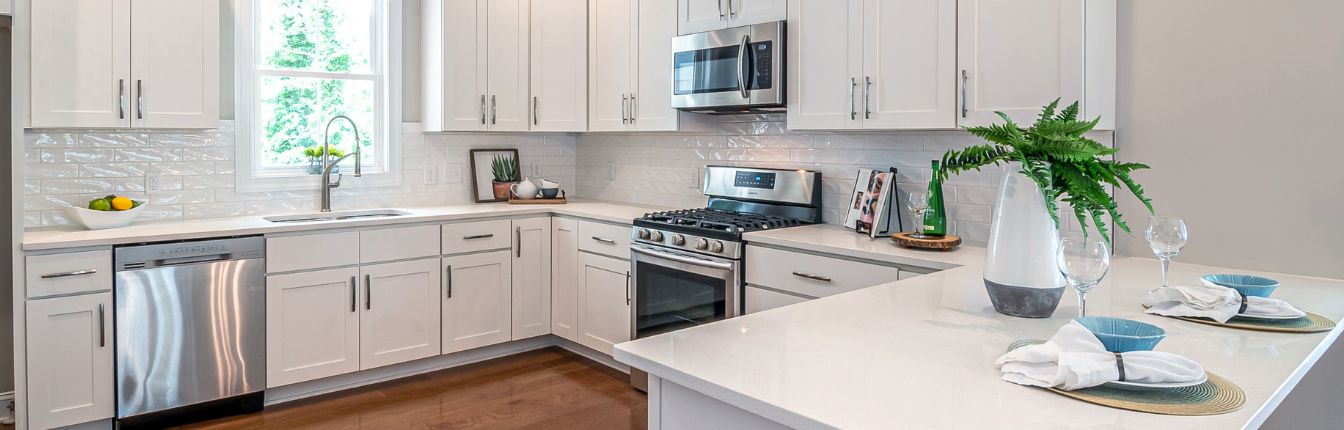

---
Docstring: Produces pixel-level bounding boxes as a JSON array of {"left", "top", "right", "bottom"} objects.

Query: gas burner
[{"left": 639, "top": 208, "right": 803, "bottom": 235}]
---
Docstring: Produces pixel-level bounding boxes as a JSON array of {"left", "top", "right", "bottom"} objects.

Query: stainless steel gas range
[{"left": 627, "top": 166, "right": 821, "bottom": 390}]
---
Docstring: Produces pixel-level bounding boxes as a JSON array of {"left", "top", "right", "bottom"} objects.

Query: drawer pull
[
  {"left": 591, "top": 236, "right": 616, "bottom": 245},
  {"left": 41, "top": 269, "right": 98, "bottom": 279},
  {"left": 792, "top": 272, "right": 832, "bottom": 283},
  {"left": 462, "top": 234, "right": 495, "bottom": 240}
]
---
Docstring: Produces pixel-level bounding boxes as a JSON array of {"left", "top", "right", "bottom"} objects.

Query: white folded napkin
[
  {"left": 995, "top": 321, "right": 1205, "bottom": 391},
  {"left": 1142, "top": 280, "right": 1305, "bottom": 323}
]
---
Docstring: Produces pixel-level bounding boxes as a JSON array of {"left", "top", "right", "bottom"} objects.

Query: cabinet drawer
[
  {"left": 26, "top": 250, "right": 113, "bottom": 299},
  {"left": 360, "top": 225, "right": 440, "bottom": 263},
  {"left": 745, "top": 285, "right": 810, "bottom": 314},
  {"left": 745, "top": 246, "right": 901, "bottom": 298},
  {"left": 442, "top": 219, "right": 512, "bottom": 254},
  {"left": 267, "top": 231, "right": 359, "bottom": 273},
  {"left": 577, "top": 220, "right": 630, "bottom": 259}
]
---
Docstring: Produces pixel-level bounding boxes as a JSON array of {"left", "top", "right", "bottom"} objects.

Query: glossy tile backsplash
[{"left": 23, "top": 122, "right": 577, "bottom": 227}]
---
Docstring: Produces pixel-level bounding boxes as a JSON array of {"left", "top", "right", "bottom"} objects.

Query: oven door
[
  {"left": 630, "top": 244, "right": 741, "bottom": 340},
  {"left": 670, "top": 21, "right": 784, "bottom": 110}
]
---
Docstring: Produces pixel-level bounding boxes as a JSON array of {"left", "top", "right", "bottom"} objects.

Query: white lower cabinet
[
  {"left": 266, "top": 267, "right": 361, "bottom": 388},
  {"left": 360, "top": 258, "right": 443, "bottom": 369},
  {"left": 744, "top": 285, "right": 809, "bottom": 314},
  {"left": 551, "top": 218, "right": 581, "bottom": 341},
  {"left": 443, "top": 251, "right": 514, "bottom": 354},
  {"left": 577, "top": 252, "right": 631, "bottom": 356},
  {"left": 511, "top": 218, "right": 553, "bottom": 340},
  {"left": 26, "top": 292, "right": 114, "bottom": 429}
]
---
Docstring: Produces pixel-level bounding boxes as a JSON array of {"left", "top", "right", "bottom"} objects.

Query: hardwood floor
[{"left": 178, "top": 347, "right": 647, "bottom": 430}]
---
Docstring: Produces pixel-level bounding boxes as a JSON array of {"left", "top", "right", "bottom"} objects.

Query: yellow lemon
[{"left": 110, "top": 196, "right": 134, "bottom": 211}]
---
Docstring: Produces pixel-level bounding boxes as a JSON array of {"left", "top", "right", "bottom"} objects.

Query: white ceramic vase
[{"left": 982, "top": 164, "right": 1066, "bottom": 318}]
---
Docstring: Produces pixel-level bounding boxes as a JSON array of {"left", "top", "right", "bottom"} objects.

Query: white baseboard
[{"left": 264, "top": 335, "right": 630, "bottom": 407}]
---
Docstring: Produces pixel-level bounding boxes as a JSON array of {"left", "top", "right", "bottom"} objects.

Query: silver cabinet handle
[
  {"left": 532, "top": 96, "right": 539, "bottom": 126},
  {"left": 98, "top": 303, "right": 106, "bottom": 348},
  {"left": 718, "top": 0, "right": 725, "bottom": 19},
  {"left": 480, "top": 95, "right": 487, "bottom": 124},
  {"left": 960, "top": 70, "right": 968, "bottom": 118},
  {"left": 136, "top": 80, "right": 144, "bottom": 120},
  {"left": 630, "top": 93, "right": 637, "bottom": 123},
  {"left": 625, "top": 271, "right": 632, "bottom": 305},
  {"left": 349, "top": 276, "right": 357, "bottom": 312},
  {"left": 516, "top": 226, "right": 522, "bottom": 258},
  {"left": 364, "top": 274, "right": 372, "bottom": 310},
  {"left": 864, "top": 76, "right": 872, "bottom": 119},
  {"left": 118, "top": 79, "right": 126, "bottom": 119},
  {"left": 490, "top": 95, "right": 497, "bottom": 125},
  {"left": 737, "top": 35, "right": 751, "bottom": 99},
  {"left": 462, "top": 234, "right": 495, "bottom": 240},
  {"left": 792, "top": 272, "right": 833, "bottom": 283},
  {"left": 591, "top": 236, "right": 616, "bottom": 244},
  {"left": 849, "top": 78, "right": 857, "bottom": 120},
  {"left": 621, "top": 94, "right": 629, "bottom": 124},
  {"left": 445, "top": 265, "right": 453, "bottom": 299},
  {"left": 41, "top": 269, "right": 98, "bottom": 279},
  {"left": 727, "top": 0, "right": 736, "bottom": 17}
]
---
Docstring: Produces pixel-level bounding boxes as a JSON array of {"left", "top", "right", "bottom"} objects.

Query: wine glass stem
[
  {"left": 1160, "top": 257, "right": 1171, "bottom": 288},
  {"left": 1077, "top": 289, "right": 1088, "bottom": 317}
]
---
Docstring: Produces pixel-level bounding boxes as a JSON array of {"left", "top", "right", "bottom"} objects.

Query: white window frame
[{"left": 234, "top": 0, "right": 402, "bottom": 192}]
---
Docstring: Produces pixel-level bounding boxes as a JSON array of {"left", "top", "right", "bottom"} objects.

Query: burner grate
[{"left": 639, "top": 208, "right": 803, "bottom": 234}]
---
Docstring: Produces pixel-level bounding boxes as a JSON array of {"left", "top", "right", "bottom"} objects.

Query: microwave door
[{"left": 671, "top": 21, "right": 784, "bottom": 110}]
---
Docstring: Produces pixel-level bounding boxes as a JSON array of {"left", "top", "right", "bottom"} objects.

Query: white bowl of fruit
[{"left": 63, "top": 195, "right": 147, "bottom": 230}]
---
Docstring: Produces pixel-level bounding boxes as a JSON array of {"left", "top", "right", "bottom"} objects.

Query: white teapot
[{"left": 510, "top": 177, "right": 540, "bottom": 199}]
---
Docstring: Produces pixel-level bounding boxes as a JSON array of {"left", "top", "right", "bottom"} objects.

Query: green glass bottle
[{"left": 922, "top": 160, "right": 948, "bottom": 236}]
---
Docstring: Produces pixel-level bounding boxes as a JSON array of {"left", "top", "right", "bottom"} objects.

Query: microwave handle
[{"left": 737, "top": 35, "right": 751, "bottom": 99}]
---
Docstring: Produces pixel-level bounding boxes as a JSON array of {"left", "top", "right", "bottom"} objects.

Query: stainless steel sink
[{"left": 263, "top": 209, "right": 411, "bottom": 223}]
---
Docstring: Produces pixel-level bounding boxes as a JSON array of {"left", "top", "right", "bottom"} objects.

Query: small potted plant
[
  {"left": 304, "top": 146, "right": 345, "bottom": 175},
  {"left": 490, "top": 154, "right": 520, "bottom": 199},
  {"left": 938, "top": 99, "right": 1153, "bottom": 318}
]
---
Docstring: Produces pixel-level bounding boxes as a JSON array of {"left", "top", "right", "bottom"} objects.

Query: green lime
[{"left": 88, "top": 199, "right": 112, "bottom": 211}]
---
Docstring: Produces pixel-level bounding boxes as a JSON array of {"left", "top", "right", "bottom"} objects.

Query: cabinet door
[
  {"left": 360, "top": 259, "right": 442, "bottom": 369},
  {"left": 486, "top": 0, "right": 531, "bottom": 131},
  {"left": 129, "top": 0, "right": 219, "bottom": 128},
  {"left": 30, "top": 0, "right": 131, "bottom": 128},
  {"left": 632, "top": 0, "right": 679, "bottom": 131},
  {"left": 511, "top": 218, "right": 552, "bottom": 340},
  {"left": 588, "top": 0, "right": 634, "bottom": 131},
  {"left": 727, "top": 0, "right": 787, "bottom": 27},
  {"left": 551, "top": 218, "right": 580, "bottom": 341},
  {"left": 957, "top": 0, "right": 1083, "bottom": 126},
  {"left": 26, "top": 293, "right": 114, "bottom": 429},
  {"left": 744, "top": 285, "right": 809, "bottom": 314},
  {"left": 785, "top": 0, "right": 862, "bottom": 130},
  {"left": 443, "top": 251, "right": 513, "bottom": 354},
  {"left": 434, "top": 0, "right": 487, "bottom": 131},
  {"left": 861, "top": 0, "right": 956, "bottom": 129},
  {"left": 266, "top": 268, "right": 361, "bottom": 387},
  {"left": 530, "top": 0, "right": 588, "bottom": 132},
  {"left": 677, "top": 0, "right": 727, "bottom": 35},
  {"left": 578, "top": 253, "right": 631, "bottom": 356}
]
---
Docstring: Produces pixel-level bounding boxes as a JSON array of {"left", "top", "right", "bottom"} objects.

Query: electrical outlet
[
  {"left": 146, "top": 174, "right": 161, "bottom": 192},
  {"left": 607, "top": 161, "right": 616, "bottom": 180},
  {"left": 423, "top": 162, "right": 439, "bottom": 185},
  {"left": 444, "top": 164, "right": 463, "bottom": 184}
]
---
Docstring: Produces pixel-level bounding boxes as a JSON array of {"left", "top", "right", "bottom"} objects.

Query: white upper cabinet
[
  {"left": 530, "top": 0, "right": 588, "bottom": 132},
  {"left": 861, "top": 0, "right": 956, "bottom": 129},
  {"left": 588, "top": 0, "right": 679, "bottom": 132},
  {"left": 958, "top": 0, "right": 1113, "bottom": 128},
  {"left": 678, "top": 0, "right": 786, "bottom": 35},
  {"left": 424, "top": 0, "right": 530, "bottom": 132},
  {"left": 785, "top": 0, "right": 861, "bottom": 130},
  {"left": 30, "top": 0, "right": 218, "bottom": 129},
  {"left": 486, "top": 0, "right": 531, "bottom": 131}
]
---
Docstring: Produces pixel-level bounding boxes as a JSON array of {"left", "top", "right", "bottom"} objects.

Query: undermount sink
[{"left": 263, "top": 209, "right": 411, "bottom": 223}]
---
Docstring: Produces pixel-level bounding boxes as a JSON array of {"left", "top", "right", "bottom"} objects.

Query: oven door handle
[
  {"left": 631, "top": 246, "right": 734, "bottom": 271},
  {"left": 737, "top": 34, "right": 751, "bottom": 99}
]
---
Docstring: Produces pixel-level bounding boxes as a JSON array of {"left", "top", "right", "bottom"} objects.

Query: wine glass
[
  {"left": 1146, "top": 217, "right": 1188, "bottom": 291},
  {"left": 1057, "top": 237, "right": 1111, "bottom": 317},
  {"left": 906, "top": 191, "right": 928, "bottom": 237}
]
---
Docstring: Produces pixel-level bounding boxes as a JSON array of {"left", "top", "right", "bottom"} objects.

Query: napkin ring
[
  {"left": 1114, "top": 352, "right": 1126, "bottom": 382},
  {"left": 1237, "top": 291, "right": 1249, "bottom": 314}
]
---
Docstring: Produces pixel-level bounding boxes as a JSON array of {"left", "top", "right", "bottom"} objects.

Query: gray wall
[{"left": 1114, "top": 1, "right": 1344, "bottom": 428}]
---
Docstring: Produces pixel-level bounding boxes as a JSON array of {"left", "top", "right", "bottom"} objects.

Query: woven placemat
[
  {"left": 1006, "top": 340, "right": 1245, "bottom": 416},
  {"left": 1163, "top": 312, "right": 1336, "bottom": 333}
]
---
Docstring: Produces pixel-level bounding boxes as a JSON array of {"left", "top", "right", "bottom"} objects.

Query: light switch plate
[
  {"left": 444, "top": 164, "right": 463, "bottom": 184},
  {"left": 607, "top": 161, "right": 616, "bottom": 180}
]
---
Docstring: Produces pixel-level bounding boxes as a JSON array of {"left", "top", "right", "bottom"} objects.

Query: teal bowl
[
  {"left": 1074, "top": 317, "right": 1166, "bottom": 353},
  {"left": 1203, "top": 274, "right": 1279, "bottom": 298}
]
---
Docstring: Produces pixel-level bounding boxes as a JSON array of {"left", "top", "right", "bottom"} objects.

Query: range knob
[
  {"left": 650, "top": 230, "right": 664, "bottom": 242},
  {"left": 709, "top": 240, "right": 725, "bottom": 253},
  {"left": 694, "top": 238, "right": 709, "bottom": 250},
  {"left": 671, "top": 234, "right": 686, "bottom": 246},
  {"left": 637, "top": 228, "right": 651, "bottom": 240}
]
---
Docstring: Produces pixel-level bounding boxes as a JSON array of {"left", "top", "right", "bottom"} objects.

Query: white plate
[
  {"left": 1102, "top": 373, "right": 1208, "bottom": 391},
  {"left": 1232, "top": 313, "right": 1304, "bottom": 321}
]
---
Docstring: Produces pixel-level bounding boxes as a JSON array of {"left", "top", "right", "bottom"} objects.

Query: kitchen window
[{"left": 234, "top": 0, "right": 402, "bottom": 191}]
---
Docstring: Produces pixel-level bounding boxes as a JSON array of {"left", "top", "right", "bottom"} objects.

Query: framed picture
[{"left": 469, "top": 149, "right": 520, "bottom": 203}]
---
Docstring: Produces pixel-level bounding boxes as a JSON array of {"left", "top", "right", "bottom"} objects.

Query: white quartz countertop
[
  {"left": 615, "top": 256, "right": 1344, "bottom": 429},
  {"left": 23, "top": 201, "right": 654, "bottom": 250},
  {"left": 744, "top": 224, "right": 985, "bottom": 270}
]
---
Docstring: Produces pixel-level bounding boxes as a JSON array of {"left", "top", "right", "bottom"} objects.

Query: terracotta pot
[{"left": 492, "top": 180, "right": 516, "bottom": 200}]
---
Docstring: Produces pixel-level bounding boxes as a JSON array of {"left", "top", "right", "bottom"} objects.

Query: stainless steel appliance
[
  {"left": 628, "top": 166, "right": 821, "bottom": 390},
  {"left": 114, "top": 237, "right": 266, "bottom": 427},
  {"left": 671, "top": 21, "right": 785, "bottom": 113}
]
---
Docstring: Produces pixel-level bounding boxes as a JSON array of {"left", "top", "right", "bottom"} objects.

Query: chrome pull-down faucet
[{"left": 320, "top": 115, "right": 363, "bottom": 212}]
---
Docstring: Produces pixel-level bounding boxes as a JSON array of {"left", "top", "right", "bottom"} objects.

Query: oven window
[
  {"left": 673, "top": 42, "right": 773, "bottom": 95},
  {"left": 635, "top": 261, "right": 727, "bottom": 338}
]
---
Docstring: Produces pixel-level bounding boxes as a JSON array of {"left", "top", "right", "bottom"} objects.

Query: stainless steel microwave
[{"left": 671, "top": 21, "right": 785, "bottom": 113}]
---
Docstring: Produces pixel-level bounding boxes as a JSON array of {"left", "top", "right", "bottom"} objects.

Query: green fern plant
[
  {"left": 491, "top": 154, "right": 519, "bottom": 182},
  {"left": 937, "top": 99, "right": 1153, "bottom": 245}
]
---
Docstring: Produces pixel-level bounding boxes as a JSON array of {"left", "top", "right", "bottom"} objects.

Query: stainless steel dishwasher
[{"left": 114, "top": 236, "right": 266, "bottom": 427}]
